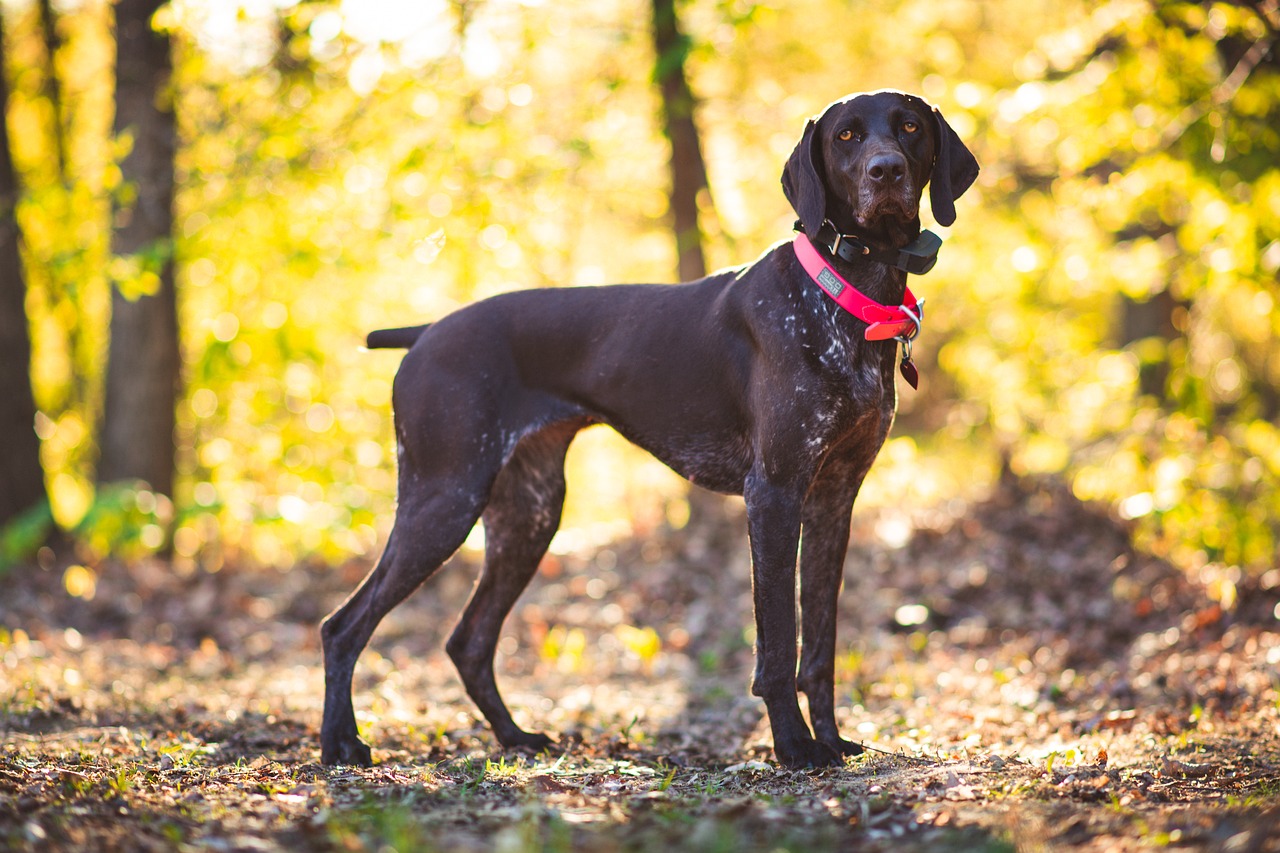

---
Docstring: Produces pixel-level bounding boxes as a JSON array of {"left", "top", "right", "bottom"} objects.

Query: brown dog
[{"left": 321, "top": 90, "right": 978, "bottom": 768}]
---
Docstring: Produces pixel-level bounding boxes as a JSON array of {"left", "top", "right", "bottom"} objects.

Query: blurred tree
[
  {"left": 36, "top": 0, "right": 66, "bottom": 179},
  {"left": 651, "top": 0, "right": 735, "bottom": 535},
  {"left": 98, "top": 0, "right": 179, "bottom": 499},
  {"left": 946, "top": 0, "right": 1280, "bottom": 578},
  {"left": 5, "top": 0, "right": 1271, "bottom": 584},
  {"left": 651, "top": 0, "right": 710, "bottom": 283},
  {"left": 0, "top": 6, "right": 50, "bottom": 532}
]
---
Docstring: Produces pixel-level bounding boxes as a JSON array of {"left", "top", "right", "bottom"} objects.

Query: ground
[{"left": 3, "top": 476, "right": 1279, "bottom": 851}]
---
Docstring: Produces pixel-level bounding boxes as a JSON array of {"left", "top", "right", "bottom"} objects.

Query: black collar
[{"left": 796, "top": 219, "right": 942, "bottom": 276}]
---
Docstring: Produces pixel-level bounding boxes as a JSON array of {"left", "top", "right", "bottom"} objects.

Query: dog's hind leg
[
  {"left": 320, "top": 483, "right": 488, "bottom": 765},
  {"left": 446, "top": 422, "right": 580, "bottom": 751}
]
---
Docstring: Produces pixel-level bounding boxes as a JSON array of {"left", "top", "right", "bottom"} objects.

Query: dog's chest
[{"left": 791, "top": 282, "right": 897, "bottom": 406}]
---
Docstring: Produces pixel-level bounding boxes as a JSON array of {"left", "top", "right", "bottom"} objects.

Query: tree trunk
[
  {"left": 650, "top": 0, "right": 732, "bottom": 534},
  {"left": 0, "top": 8, "right": 50, "bottom": 529},
  {"left": 37, "top": 0, "right": 67, "bottom": 179},
  {"left": 1119, "top": 289, "right": 1181, "bottom": 401},
  {"left": 98, "top": 0, "right": 180, "bottom": 497},
  {"left": 650, "top": 0, "right": 710, "bottom": 283}
]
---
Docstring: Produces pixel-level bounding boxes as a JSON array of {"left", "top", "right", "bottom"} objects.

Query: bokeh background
[{"left": 2, "top": 0, "right": 1278, "bottom": 608}]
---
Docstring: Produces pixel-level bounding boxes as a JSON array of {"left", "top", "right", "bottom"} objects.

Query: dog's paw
[
  {"left": 321, "top": 738, "right": 373, "bottom": 767},
  {"left": 775, "top": 737, "right": 841, "bottom": 770},
  {"left": 500, "top": 730, "right": 556, "bottom": 754},
  {"left": 822, "top": 737, "right": 865, "bottom": 758}
]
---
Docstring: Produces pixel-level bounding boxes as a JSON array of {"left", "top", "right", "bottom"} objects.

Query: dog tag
[{"left": 899, "top": 355, "right": 919, "bottom": 389}]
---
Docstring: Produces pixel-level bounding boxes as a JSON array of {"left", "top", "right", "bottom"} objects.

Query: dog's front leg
[
  {"left": 797, "top": 460, "right": 865, "bottom": 757},
  {"left": 744, "top": 469, "right": 842, "bottom": 769}
]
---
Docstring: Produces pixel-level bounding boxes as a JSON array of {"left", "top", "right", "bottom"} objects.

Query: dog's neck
[
  {"left": 812, "top": 209, "right": 920, "bottom": 306},
  {"left": 792, "top": 219, "right": 921, "bottom": 389},
  {"left": 813, "top": 234, "right": 910, "bottom": 309}
]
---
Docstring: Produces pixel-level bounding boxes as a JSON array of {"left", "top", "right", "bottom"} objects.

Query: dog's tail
[{"left": 366, "top": 325, "right": 430, "bottom": 349}]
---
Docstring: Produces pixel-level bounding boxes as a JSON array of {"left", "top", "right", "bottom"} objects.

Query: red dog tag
[{"left": 899, "top": 355, "right": 919, "bottom": 390}]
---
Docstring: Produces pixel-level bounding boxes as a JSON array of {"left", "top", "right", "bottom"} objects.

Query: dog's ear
[
  {"left": 928, "top": 107, "right": 980, "bottom": 227},
  {"left": 781, "top": 116, "right": 826, "bottom": 237}
]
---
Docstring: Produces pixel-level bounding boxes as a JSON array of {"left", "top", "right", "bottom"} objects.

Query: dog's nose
[{"left": 866, "top": 153, "right": 907, "bottom": 184}]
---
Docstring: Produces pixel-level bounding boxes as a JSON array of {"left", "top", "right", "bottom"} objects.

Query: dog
[{"left": 320, "top": 89, "right": 978, "bottom": 769}]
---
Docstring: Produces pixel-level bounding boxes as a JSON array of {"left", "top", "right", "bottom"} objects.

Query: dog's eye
[
  {"left": 902, "top": 120, "right": 919, "bottom": 134},
  {"left": 838, "top": 129, "right": 853, "bottom": 141}
]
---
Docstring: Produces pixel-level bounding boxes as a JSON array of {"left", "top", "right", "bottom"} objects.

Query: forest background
[
  {"left": 3, "top": 0, "right": 1279, "bottom": 599},
  {"left": 2, "top": 0, "right": 1278, "bottom": 594},
  {"left": 3, "top": 1, "right": 1280, "bottom": 850}
]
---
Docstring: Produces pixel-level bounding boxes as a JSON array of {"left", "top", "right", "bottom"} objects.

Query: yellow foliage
[
  {"left": 614, "top": 624, "right": 662, "bottom": 664},
  {"left": 63, "top": 564, "right": 97, "bottom": 600},
  {"left": 4, "top": 0, "right": 1276, "bottom": 582}
]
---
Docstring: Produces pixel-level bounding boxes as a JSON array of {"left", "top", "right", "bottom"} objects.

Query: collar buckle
[
  {"left": 822, "top": 219, "right": 871, "bottom": 261},
  {"left": 802, "top": 219, "right": 940, "bottom": 274}
]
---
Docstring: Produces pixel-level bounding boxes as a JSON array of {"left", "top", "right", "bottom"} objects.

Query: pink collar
[{"left": 792, "top": 232, "right": 923, "bottom": 342}]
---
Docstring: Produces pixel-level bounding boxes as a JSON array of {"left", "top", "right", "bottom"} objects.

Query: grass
[{"left": 17, "top": 723, "right": 1279, "bottom": 852}]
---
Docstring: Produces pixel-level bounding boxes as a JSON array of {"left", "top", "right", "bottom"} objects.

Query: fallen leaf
[
  {"left": 531, "top": 774, "right": 572, "bottom": 793},
  {"left": 1161, "top": 757, "right": 1213, "bottom": 778},
  {"left": 724, "top": 760, "right": 772, "bottom": 774}
]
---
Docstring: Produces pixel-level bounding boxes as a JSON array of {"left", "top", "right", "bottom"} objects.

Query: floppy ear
[
  {"left": 781, "top": 117, "right": 827, "bottom": 236},
  {"left": 928, "top": 107, "right": 980, "bottom": 227}
]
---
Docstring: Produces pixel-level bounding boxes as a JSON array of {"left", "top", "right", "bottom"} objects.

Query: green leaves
[{"left": 0, "top": 500, "right": 55, "bottom": 569}]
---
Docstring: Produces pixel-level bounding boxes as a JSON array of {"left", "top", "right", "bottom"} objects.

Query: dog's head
[{"left": 782, "top": 90, "right": 980, "bottom": 245}]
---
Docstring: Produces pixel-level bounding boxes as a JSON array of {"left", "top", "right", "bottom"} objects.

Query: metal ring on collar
[{"left": 895, "top": 300, "right": 924, "bottom": 343}]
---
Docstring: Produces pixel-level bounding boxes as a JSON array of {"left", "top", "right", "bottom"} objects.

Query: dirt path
[{"left": 3, "top": 478, "right": 1279, "bottom": 851}]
